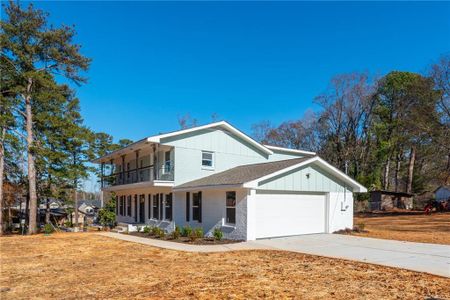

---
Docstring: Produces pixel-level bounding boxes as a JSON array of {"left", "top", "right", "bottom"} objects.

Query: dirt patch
[
  {"left": 1, "top": 233, "right": 449, "bottom": 299},
  {"left": 354, "top": 212, "right": 450, "bottom": 245},
  {"left": 127, "top": 232, "right": 240, "bottom": 245}
]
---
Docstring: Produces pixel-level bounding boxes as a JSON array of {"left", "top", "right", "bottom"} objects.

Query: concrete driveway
[{"left": 252, "top": 234, "right": 450, "bottom": 277}]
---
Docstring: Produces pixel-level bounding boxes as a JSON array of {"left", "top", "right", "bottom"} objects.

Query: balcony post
[
  {"left": 110, "top": 158, "right": 114, "bottom": 184},
  {"left": 100, "top": 162, "right": 105, "bottom": 188},
  {"left": 121, "top": 155, "right": 126, "bottom": 184},
  {"left": 152, "top": 144, "right": 157, "bottom": 180},
  {"left": 135, "top": 150, "right": 140, "bottom": 182}
]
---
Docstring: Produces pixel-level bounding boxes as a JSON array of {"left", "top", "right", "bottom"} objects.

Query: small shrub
[
  {"left": 43, "top": 223, "right": 54, "bottom": 235},
  {"left": 150, "top": 226, "right": 159, "bottom": 236},
  {"left": 356, "top": 223, "right": 365, "bottom": 231},
  {"left": 188, "top": 227, "right": 203, "bottom": 242},
  {"left": 213, "top": 227, "right": 223, "bottom": 241},
  {"left": 137, "top": 226, "right": 142, "bottom": 233},
  {"left": 195, "top": 227, "right": 204, "bottom": 238},
  {"left": 64, "top": 221, "right": 73, "bottom": 228},
  {"left": 182, "top": 225, "right": 192, "bottom": 237},
  {"left": 171, "top": 226, "right": 181, "bottom": 239},
  {"left": 158, "top": 229, "right": 165, "bottom": 239},
  {"left": 143, "top": 226, "right": 150, "bottom": 234}
]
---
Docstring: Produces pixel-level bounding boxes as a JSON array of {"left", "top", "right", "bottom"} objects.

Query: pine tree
[{"left": 1, "top": 1, "right": 90, "bottom": 234}]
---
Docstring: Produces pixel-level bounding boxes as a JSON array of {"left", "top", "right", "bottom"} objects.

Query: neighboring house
[
  {"left": 70, "top": 200, "right": 102, "bottom": 225},
  {"left": 369, "top": 190, "right": 414, "bottom": 211},
  {"left": 435, "top": 186, "right": 450, "bottom": 203},
  {"left": 93, "top": 121, "right": 367, "bottom": 241}
]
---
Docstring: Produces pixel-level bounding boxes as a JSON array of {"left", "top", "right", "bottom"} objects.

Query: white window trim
[{"left": 201, "top": 151, "right": 215, "bottom": 170}]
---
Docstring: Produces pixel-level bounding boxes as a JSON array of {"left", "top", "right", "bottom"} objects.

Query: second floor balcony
[{"left": 101, "top": 163, "right": 174, "bottom": 188}]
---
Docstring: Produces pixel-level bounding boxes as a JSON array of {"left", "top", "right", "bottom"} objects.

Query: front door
[{"left": 139, "top": 195, "right": 145, "bottom": 223}]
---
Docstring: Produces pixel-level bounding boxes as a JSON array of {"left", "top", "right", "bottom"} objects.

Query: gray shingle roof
[{"left": 175, "top": 156, "right": 315, "bottom": 189}]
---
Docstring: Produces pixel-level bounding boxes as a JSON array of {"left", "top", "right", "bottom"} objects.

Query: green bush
[
  {"left": 158, "top": 229, "right": 165, "bottom": 239},
  {"left": 195, "top": 227, "right": 204, "bottom": 238},
  {"left": 43, "top": 223, "right": 54, "bottom": 235},
  {"left": 143, "top": 226, "right": 150, "bottom": 234},
  {"left": 189, "top": 227, "right": 204, "bottom": 241},
  {"left": 150, "top": 226, "right": 159, "bottom": 236},
  {"left": 98, "top": 196, "right": 116, "bottom": 228},
  {"left": 182, "top": 225, "right": 192, "bottom": 237},
  {"left": 213, "top": 227, "right": 223, "bottom": 241},
  {"left": 171, "top": 226, "right": 181, "bottom": 239},
  {"left": 64, "top": 221, "right": 73, "bottom": 228}
]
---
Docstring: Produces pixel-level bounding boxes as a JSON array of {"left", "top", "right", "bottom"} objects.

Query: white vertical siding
[{"left": 257, "top": 164, "right": 353, "bottom": 193}]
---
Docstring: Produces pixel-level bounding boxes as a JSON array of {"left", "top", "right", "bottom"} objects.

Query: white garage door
[{"left": 255, "top": 193, "right": 327, "bottom": 239}]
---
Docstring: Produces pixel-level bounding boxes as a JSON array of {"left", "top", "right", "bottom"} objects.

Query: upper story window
[
  {"left": 202, "top": 151, "right": 214, "bottom": 168},
  {"left": 164, "top": 151, "right": 171, "bottom": 173}
]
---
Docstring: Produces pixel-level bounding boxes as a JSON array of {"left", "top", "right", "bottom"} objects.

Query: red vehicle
[{"left": 424, "top": 200, "right": 449, "bottom": 214}]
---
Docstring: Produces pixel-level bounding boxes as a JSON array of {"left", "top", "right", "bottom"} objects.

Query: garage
[{"left": 255, "top": 193, "right": 327, "bottom": 239}]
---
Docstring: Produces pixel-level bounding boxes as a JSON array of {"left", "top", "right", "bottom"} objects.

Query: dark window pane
[
  {"left": 153, "top": 194, "right": 159, "bottom": 219},
  {"left": 165, "top": 193, "right": 172, "bottom": 221},
  {"left": 193, "top": 207, "right": 200, "bottom": 221},
  {"left": 226, "top": 208, "right": 236, "bottom": 224},
  {"left": 186, "top": 192, "right": 190, "bottom": 222}
]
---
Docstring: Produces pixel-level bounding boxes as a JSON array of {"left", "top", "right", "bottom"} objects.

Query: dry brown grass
[
  {"left": 1, "top": 233, "right": 449, "bottom": 299},
  {"left": 354, "top": 212, "right": 450, "bottom": 245}
]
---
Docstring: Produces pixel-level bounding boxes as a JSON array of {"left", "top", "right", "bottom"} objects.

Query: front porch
[{"left": 113, "top": 187, "right": 175, "bottom": 232}]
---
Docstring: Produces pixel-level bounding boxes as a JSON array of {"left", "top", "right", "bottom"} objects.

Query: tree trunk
[
  {"left": 45, "top": 198, "right": 50, "bottom": 224},
  {"left": 383, "top": 158, "right": 390, "bottom": 190},
  {"left": 394, "top": 152, "right": 401, "bottom": 192},
  {"left": 0, "top": 127, "right": 5, "bottom": 235},
  {"left": 406, "top": 146, "right": 416, "bottom": 194},
  {"left": 25, "top": 78, "right": 38, "bottom": 234},
  {"left": 74, "top": 184, "right": 79, "bottom": 231}
]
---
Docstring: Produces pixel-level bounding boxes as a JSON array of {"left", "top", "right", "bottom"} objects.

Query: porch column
[
  {"left": 121, "top": 155, "right": 126, "bottom": 184},
  {"left": 110, "top": 159, "right": 114, "bottom": 185},
  {"left": 152, "top": 144, "right": 157, "bottom": 180},
  {"left": 135, "top": 150, "right": 140, "bottom": 182},
  {"left": 100, "top": 162, "right": 105, "bottom": 188}
]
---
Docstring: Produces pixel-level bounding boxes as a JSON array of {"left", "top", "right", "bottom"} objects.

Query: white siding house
[{"left": 93, "top": 121, "right": 367, "bottom": 241}]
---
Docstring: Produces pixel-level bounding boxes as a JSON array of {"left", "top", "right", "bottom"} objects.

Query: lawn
[
  {"left": 1, "top": 233, "right": 449, "bottom": 299},
  {"left": 354, "top": 212, "right": 450, "bottom": 245}
]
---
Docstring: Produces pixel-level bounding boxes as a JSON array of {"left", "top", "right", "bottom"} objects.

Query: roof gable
[{"left": 148, "top": 121, "right": 273, "bottom": 155}]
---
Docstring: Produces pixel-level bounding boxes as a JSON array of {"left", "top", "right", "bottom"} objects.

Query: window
[
  {"left": 226, "top": 191, "right": 236, "bottom": 224},
  {"left": 127, "top": 195, "right": 132, "bottom": 217},
  {"left": 192, "top": 192, "right": 202, "bottom": 222},
  {"left": 159, "top": 193, "right": 164, "bottom": 220},
  {"left": 164, "top": 151, "right": 171, "bottom": 173},
  {"left": 165, "top": 193, "right": 172, "bottom": 221},
  {"left": 148, "top": 194, "right": 152, "bottom": 219},
  {"left": 153, "top": 194, "right": 159, "bottom": 219},
  {"left": 185, "top": 192, "right": 190, "bottom": 222},
  {"left": 119, "top": 196, "right": 124, "bottom": 215},
  {"left": 201, "top": 151, "right": 214, "bottom": 168}
]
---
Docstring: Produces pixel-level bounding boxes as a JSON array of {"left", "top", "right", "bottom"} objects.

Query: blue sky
[{"left": 16, "top": 1, "right": 450, "bottom": 142}]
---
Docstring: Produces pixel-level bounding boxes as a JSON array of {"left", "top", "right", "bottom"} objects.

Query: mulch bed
[{"left": 126, "top": 232, "right": 241, "bottom": 245}]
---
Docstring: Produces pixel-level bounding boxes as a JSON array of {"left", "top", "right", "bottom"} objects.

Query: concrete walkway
[
  {"left": 98, "top": 232, "right": 450, "bottom": 277},
  {"left": 97, "top": 232, "right": 273, "bottom": 252}
]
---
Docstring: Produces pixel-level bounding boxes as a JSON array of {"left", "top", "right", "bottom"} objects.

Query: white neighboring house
[
  {"left": 435, "top": 186, "right": 450, "bottom": 202},
  {"left": 93, "top": 121, "right": 367, "bottom": 241}
]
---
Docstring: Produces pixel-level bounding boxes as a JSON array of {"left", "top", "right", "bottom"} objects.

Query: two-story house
[{"left": 93, "top": 121, "right": 366, "bottom": 240}]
